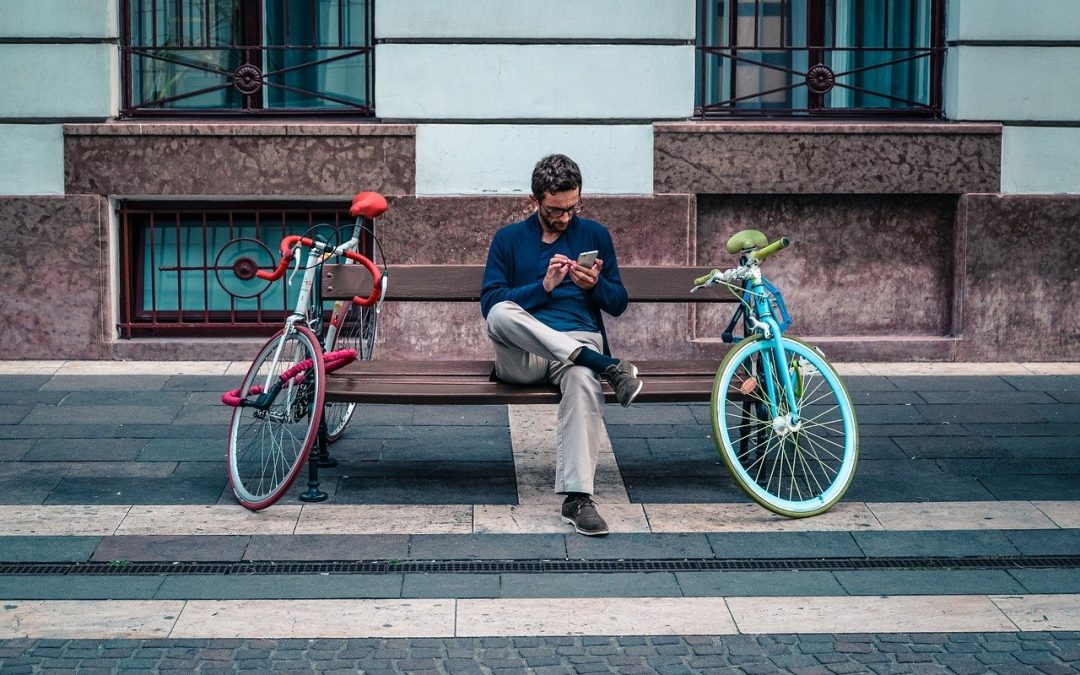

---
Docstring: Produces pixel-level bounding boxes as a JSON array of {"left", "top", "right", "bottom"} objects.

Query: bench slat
[
  {"left": 322, "top": 264, "right": 737, "bottom": 303},
  {"left": 325, "top": 359, "right": 725, "bottom": 405}
]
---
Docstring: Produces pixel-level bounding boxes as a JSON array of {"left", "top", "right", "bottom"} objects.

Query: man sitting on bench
[{"left": 480, "top": 153, "right": 643, "bottom": 537}]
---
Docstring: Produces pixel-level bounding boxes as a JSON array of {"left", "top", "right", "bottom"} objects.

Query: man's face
[{"left": 533, "top": 188, "right": 581, "bottom": 235}]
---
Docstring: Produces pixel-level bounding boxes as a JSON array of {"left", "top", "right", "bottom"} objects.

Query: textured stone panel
[
  {"left": 0, "top": 196, "right": 111, "bottom": 359},
  {"left": 957, "top": 194, "right": 1080, "bottom": 361},
  {"left": 655, "top": 122, "right": 1001, "bottom": 194},
  {"left": 64, "top": 124, "right": 415, "bottom": 197},
  {"left": 695, "top": 194, "right": 957, "bottom": 339}
]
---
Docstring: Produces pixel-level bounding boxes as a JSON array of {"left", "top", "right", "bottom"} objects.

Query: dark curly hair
[{"left": 531, "top": 154, "right": 583, "bottom": 200}]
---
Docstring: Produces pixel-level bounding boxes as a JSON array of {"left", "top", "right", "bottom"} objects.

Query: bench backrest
[{"left": 322, "top": 264, "right": 737, "bottom": 303}]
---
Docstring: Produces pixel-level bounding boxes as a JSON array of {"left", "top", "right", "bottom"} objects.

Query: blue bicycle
[{"left": 693, "top": 230, "right": 859, "bottom": 517}]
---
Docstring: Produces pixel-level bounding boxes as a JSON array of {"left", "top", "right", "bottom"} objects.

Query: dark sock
[
  {"left": 563, "top": 492, "right": 589, "bottom": 504},
  {"left": 571, "top": 347, "right": 618, "bottom": 374}
]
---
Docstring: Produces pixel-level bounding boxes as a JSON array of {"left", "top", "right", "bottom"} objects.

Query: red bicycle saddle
[{"left": 350, "top": 191, "right": 388, "bottom": 219}]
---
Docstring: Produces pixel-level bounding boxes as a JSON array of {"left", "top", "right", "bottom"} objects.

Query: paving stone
[
  {"left": 891, "top": 435, "right": 1011, "bottom": 459},
  {"left": 401, "top": 574, "right": 501, "bottom": 598},
  {"left": 409, "top": 534, "right": 566, "bottom": 560},
  {"left": 618, "top": 457, "right": 728, "bottom": 478},
  {"left": 887, "top": 376, "right": 1016, "bottom": 392},
  {"left": 0, "top": 406, "right": 32, "bottom": 425},
  {"left": 46, "top": 475, "right": 227, "bottom": 505},
  {"left": 1008, "top": 568, "right": 1080, "bottom": 594},
  {"left": 853, "top": 405, "right": 929, "bottom": 425},
  {"left": 565, "top": 533, "right": 714, "bottom": 560},
  {"left": 162, "top": 375, "right": 237, "bottom": 392},
  {"left": 842, "top": 472, "right": 997, "bottom": 502},
  {"left": 852, "top": 530, "right": 1022, "bottom": 558},
  {"left": 42, "top": 376, "right": 170, "bottom": 392},
  {"left": 997, "top": 437, "right": 1080, "bottom": 459},
  {"left": 674, "top": 570, "right": 846, "bottom": 597},
  {"left": 980, "top": 474, "right": 1080, "bottom": 501},
  {"left": 834, "top": 569, "right": 1026, "bottom": 595},
  {"left": 0, "top": 536, "right": 101, "bottom": 562},
  {"left": 154, "top": 574, "right": 404, "bottom": 599},
  {"left": 707, "top": 531, "right": 862, "bottom": 559},
  {"left": 23, "top": 438, "right": 149, "bottom": 462},
  {"left": 0, "top": 439, "right": 33, "bottom": 461},
  {"left": 59, "top": 391, "right": 193, "bottom": 407},
  {"left": 0, "top": 424, "right": 120, "bottom": 440},
  {"left": 623, "top": 475, "right": 746, "bottom": 503},
  {"left": 411, "top": 405, "right": 508, "bottom": 426},
  {"left": 0, "top": 475, "right": 62, "bottom": 504},
  {"left": 499, "top": 572, "right": 682, "bottom": 597},
  {"left": 243, "top": 535, "right": 410, "bottom": 561},
  {"left": 855, "top": 437, "right": 907, "bottom": 460},
  {"left": 91, "top": 535, "right": 250, "bottom": 562},
  {"left": 20, "top": 405, "right": 178, "bottom": 426},
  {"left": 857, "top": 423, "right": 968, "bottom": 437},
  {"left": 1004, "top": 530, "right": 1080, "bottom": 556},
  {"left": 1003, "top": 375, "right": 1080, "bottom": 391},
  {"left": 137, "top": 438, "right": 225, "bottom": 462},
  {"left": 114, "top": 424, "right": 223, "bottom": 439},
  {"left": 334, "top": 471, "right": 517, "bottom": 504},
  {"left": 966, "top": 423, "right": 1080, "bottom": 438},
  {"left": 0, "top": 575, "right": 165, "bottom": 599},
  {"left": 0, "top": 375, "right": 52, "bottom": 390}
]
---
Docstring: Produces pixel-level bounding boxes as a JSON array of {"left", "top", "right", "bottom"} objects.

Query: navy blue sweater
[{"left": 480, "top": 212, "right": 628, "bottom": 355}]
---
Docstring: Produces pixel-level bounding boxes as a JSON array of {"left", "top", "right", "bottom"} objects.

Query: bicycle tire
[
  {"left": 711, "top": 334, "right": 859, "bottom": 517},
  {"left": 323, "top": 299, "right": 378, "bottom": 442},
  {"left": 227, "top": 326, "right": 326, "bottom": 510}
]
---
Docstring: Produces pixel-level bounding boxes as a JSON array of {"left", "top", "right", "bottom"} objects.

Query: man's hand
[
  {"left": 543, "top": 254, "right": 572, "bottom": 293},
  {"left": 569, "top": 258, "right": 602, "bottom": 291}
]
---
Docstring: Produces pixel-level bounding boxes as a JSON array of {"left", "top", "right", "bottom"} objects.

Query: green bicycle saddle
[{"left": 726, "top": 229, "right": 769, "bottom": 254}]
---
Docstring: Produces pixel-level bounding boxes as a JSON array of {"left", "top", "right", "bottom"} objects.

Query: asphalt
[{"left": 0, "top": 363, "right": 1078, "bottom": 673}]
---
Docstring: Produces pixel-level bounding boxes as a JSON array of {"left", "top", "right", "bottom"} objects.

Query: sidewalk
[{"left": 0, "top": 362, "right": 1078, "bottom": 672}]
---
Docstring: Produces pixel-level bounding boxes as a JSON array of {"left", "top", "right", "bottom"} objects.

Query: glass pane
[{"left": 130, "top": 50, "right": 242, "bottom": 108}]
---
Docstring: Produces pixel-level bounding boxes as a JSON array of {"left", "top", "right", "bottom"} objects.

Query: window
[
  {"left": 121, "top": 0, "right": 373, "bottom": 115},
  {"left": 696, "top": 0, "right": 944, "bottom": 117},
  {"left": 118, "top": 202, "right": 373, "bottom": 337}
]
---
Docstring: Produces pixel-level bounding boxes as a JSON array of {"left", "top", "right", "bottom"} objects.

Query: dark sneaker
[
  {"left": 561, "top": 495, "right": 609, "bottom": 536},
  {"left": 602, "top": 360, "right": 643, "bottom": 407}
]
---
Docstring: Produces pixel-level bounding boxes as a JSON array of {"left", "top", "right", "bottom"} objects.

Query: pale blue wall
[
  {"left": 0, "top": 0, "right": 116, "bottom": 194},
  {"left": 945, "top": 0, "right": 1080, "bottom": 193},
  {"left": 377, "top": 0, "right": 694, "bottom": 40},
  {"left": 416, "top": 125, "right": 654, "bottom": 196},
  {"left": 376, "top": 44, "right": 694, "bottom": 121},
  {"left": 0, "top": 125, "right": 64, "bottom": 196},
  {"left": 377, "top": 0, "right": 694, "bottom": 196}
]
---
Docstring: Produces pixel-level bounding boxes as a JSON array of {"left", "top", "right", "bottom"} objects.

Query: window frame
[
  {"left": 119, "top": 0, "right": 375, "bottom": 117},
  {"left": 695, "top": 0, "right": 946, "bottom": 118}
]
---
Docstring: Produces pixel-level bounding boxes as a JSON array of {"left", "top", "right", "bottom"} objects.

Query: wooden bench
[
  {"left": 320, "top": 264, "right": 737, "bottom": 406},
  {"left": 290, "top": 263, "right": 739, "bottom": 501}
]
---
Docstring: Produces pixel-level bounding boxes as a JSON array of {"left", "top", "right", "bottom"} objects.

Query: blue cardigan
[{"left": 480, "top": 212, "right": 628, "bottom": 355}]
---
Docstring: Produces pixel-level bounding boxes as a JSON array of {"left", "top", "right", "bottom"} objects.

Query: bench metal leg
[{"left": 299, "top": 417, "right": 329, "bottom": 503}]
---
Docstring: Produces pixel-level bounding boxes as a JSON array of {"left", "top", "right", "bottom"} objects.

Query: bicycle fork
[{"left": 748, "top": 277, "right": 802, "bottom": 434}]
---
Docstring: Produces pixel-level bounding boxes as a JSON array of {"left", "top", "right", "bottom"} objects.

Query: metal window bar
[
  {"left": 120, "top": 0, "right": 375, "bottom": 116},
  {"left": 118, "top": 203, "right": 368, "bottom": 338},
  {"left": 696, "top": 0, "right": 944, "bottom": 118}
]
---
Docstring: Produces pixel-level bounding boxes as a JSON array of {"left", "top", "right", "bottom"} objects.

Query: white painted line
[
  {"left": 0, "top": 501, "right": 1074, "bottom": 535},
  {"left": 644, "top": 502, "right": 884, "bottom": 533},
  {"left": 0, "top": 361, "right": 65, "bottom": 375},
  {"left": 56, "top": 361, "right": 233, "bottom": 375},
  {"left": 1023, "top": 363, "right": 1080, "bottom": 375},
  {"left": 859, "top": 363, "right": 1033, "bottom": 376},
  {"left": 116, "top": 505, "right": 302, "bottom": 536},
  {"left": 0, "top": 505, "right": 131, "bottom": 536},
  {"left": 991, "top": 594, "right": 1080, "bottom": 631},
  {"left": 473, "top": 503, "right": 650, "bottom": 534},
  {"left": 1034, "top": 501, "right": 1080, "bottom": 529},
  {"left": 726, "top": 595, "right": 1020, "bottom": 634},
  {"left": 0, "top": 600, "right": 183, "bottom": 639},
  {"left": 867, "top": 501, "right": 1059, "bottom": 531},
  {"left": 456, "top": 597, "right": 738, "bottom": 636},
  {"left": 171, "top": 599, "right": 456, "bottom": 638},
  {"left": 508, "top": 404, "right": 629, "bottom": 505},
  {"left": 294, "top": 504, "right": 473, "bottom": 534},
  {"left": 8, "top": 596, "right": 1077, "bottom": 639}
]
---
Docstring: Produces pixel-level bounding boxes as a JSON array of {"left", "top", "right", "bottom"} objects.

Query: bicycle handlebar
[
  {"left": 750, "top": 237, "right": 791, "bottom": 262},
  {"left": 255, "top": 234, "right": 384, "bottom": 308},
  {"left": 694, "top": 269, "right": 722, "bottom": 287}
]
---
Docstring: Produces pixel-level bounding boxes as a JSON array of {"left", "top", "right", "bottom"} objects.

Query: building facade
[{"left": 0, "top": 0, "right": 1077, "bottom": 361}]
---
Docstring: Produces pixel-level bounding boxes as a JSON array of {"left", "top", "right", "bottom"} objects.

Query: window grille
[
  {"left": 696, "top": 0, "right": 945, "bottom": 117},
  {"left": 120, "top": 0, "right": 374, "bottom": 116},
  {"left": 118, "top": 202, "right": 372, "bottom": 337}
]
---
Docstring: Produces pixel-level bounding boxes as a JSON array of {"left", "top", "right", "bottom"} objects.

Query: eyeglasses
[{"left": 537, "top": 201, "right": 584, "bottom": 219}]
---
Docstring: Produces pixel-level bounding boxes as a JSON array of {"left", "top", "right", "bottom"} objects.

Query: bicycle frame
[{"left": 738, "top": 268, "right": 802, "bottom": 427}]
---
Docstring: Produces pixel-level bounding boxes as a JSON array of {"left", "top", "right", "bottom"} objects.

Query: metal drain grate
[{"left": 1, "top": 556, "right": 1077, "bottom": 576}]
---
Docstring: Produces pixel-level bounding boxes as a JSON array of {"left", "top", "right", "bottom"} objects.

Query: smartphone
[{"left": 576, "top": 250, "right": 599, "bottom": 269}]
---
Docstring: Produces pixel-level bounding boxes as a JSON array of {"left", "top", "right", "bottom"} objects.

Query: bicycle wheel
[
  {"left": 323, "top": 299, "right": 378, "bottom": 442},
  {"left": 227, "top": 326, "right": 326, "bottom": 510},
  {"left": 711, "top": 334, "right": 858, "bottom": 517}
]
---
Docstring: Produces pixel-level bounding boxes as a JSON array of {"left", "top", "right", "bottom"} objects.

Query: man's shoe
[
  {"left": 603, "top": 360, "right": 643, "bottom": 407},
  {"left": 561, "top": 495, "right": 609, "bottom": 536}
]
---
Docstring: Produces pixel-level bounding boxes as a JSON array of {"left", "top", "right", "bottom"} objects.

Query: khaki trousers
[{"left": 486, "top": 301, "right": 605, "bottom": 495}]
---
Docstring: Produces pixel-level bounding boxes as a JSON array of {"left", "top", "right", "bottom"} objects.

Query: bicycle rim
[
  {"left": 227, "top": 326, "right": 325, "bottom": 510},
  {"left": 323, "top": 301, "right": 378, "bottom": 442},
  {"left": 711, "top": 335, "right": 859, "bottom": 517}
]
